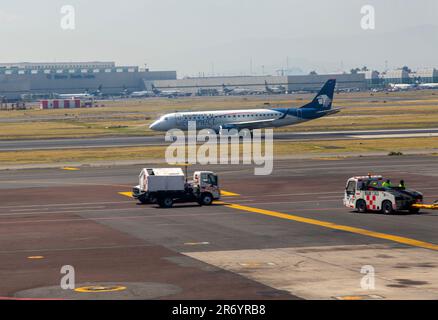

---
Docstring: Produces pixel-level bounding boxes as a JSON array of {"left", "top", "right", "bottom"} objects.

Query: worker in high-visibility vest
[
  {"left": 382, "top": 180, "right": 392, "bottom": 188},
  {"left": 398, "top": 180, "right": 406, "bottom": 189}
]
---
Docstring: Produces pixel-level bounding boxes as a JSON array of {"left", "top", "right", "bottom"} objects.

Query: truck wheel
[
  {"left": 158, "top": 197, "right": 173, "bottom": 208},
  {"left": 382, "top": 200, "right": 394, "bottom": 215},
  {"left": 199, "top": 193, "right": 213, "bottom": 206},
  {"left": 138, "top": 194, "right": 149, "bottom": 204},
  {"left": 356, "top": 200, "right": 367, "bottom": 213},
  {"left": 409, "top": 207, "right": 420, "bottom": 214}
]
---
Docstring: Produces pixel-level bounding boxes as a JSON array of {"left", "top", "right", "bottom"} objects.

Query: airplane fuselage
[
  {"left": 58, "top": 93, "right": 93, "bottom": 99},
  {"left": 150, "top": 108, "right": 308, "bottom": 132},
  {"left": 150, "top": 79, "right": 338, "bottom": 133}
]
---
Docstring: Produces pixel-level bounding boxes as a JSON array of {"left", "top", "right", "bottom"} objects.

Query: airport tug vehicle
[
  {"left": 132, "top": 168, "right": 220, "bottom": 208},
  {"left": 343, "top": 175, "right": 423, "bottom": 214}
]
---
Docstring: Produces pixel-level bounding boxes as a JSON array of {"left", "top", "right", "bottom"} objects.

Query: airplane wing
[{"left": 225, "top": 118, "right": 277, "bottom": 129}]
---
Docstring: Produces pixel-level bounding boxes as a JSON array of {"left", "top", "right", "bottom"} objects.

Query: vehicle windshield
[
  {"left": 346, "top": 181, "right": 356, "bottom": 193},
  {"left": 207, "top": 174, "right": 218, "bottom": 186}
]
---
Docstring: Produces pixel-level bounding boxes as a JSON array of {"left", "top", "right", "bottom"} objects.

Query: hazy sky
[{"left": 1, "top": 0, "right": 437, "bottom": 77}]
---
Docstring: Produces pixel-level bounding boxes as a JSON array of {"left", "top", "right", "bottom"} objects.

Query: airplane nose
[{"left": 149, "top": 120, "right": 160, "bottom": 130}]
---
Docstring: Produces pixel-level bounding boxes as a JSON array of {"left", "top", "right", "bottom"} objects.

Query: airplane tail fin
[
  {"left": 300, "top": 79, "right": 336, "bottom": 110},
  {"left": 151, "top": 84, "right": 160, "bottom": 94}
]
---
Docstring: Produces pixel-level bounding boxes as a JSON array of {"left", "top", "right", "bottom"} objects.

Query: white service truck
[
  {"left": 343, "top": 175, "right": 423, "bottom": 214},
  {"left": 132, "top": 168, "right": 221, "bottom": 208}
]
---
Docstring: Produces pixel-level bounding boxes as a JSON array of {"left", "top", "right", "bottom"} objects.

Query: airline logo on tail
[{"left": 317, "top": 94, "right": 332, "bottom": 108}]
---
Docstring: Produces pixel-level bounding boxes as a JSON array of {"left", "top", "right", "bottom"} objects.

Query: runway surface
[
  {"left": 1, "top": 127, "right": 438, "bottom": 151},
  {"left": 0, "top": 155, "right": 437, "bottom": 299}
]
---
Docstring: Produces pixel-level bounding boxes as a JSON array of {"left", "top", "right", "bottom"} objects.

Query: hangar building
[{"left": 0, "top": 62, "right": 176, "bottom": 100}]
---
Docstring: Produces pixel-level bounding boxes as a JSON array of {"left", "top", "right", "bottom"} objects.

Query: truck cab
[
  {"left": 191, "top": 171, "right": 220, "bottom": 203},
  {"left": 343, "top": 175, "right": 423, "bottom": 214}
]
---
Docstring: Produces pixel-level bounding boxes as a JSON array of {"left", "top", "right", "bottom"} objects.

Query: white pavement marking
[
  {"left": 0, "top": 201, "right": 133, "bottom": 210},
  {"left": 10, "top": 206, "right": 106, "bottom": 212},
  {"left": 0, "top": 211, "right": 236, "bottom": 224},
  {"left": 351, "top": 133, "right": 438, "bottom": 139}
]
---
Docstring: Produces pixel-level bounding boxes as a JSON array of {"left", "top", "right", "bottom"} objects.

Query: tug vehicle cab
[{"left": 343, "top": 175, "right": 423, "bottom": 214}]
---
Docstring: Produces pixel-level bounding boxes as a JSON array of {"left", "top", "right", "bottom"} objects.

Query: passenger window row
[{"left": 183, "top": 113, "right": 277, "bottom": 120}]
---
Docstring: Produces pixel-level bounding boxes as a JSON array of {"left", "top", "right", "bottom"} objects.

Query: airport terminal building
[
  {"left": 3, "top": 61, "right": 438, "bottom": 101},
  {"left": 0, "top": 62, "right": 176, "bottom": 100}
]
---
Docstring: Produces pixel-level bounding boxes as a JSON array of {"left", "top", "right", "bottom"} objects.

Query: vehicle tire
[
  {"left": 356, "top": 200, "right": 367, "bottom": 213},
  {"left": 158, "top": 197, "right": 173, "bottom": 208},
  {"left": 137, "top": 193, "right": 150, "bottom": 204},
  {"left": 382, "top": 200, "right": 394, "bottom": 215},
  {"left": 199, "top": 193, "right": 213, "bottom": 206},
  {"left": 409, "top": 207, "right": 420, "bottom": 214}
]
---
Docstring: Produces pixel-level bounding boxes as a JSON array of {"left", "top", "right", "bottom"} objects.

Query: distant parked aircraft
[
  {"left": 418, "top": 83, "right": 438, "bottom": 89},
  {"left": 221, "top": 84, "right": 259, "bottom": 95},
  {"left": 265, "top": 80, "right": 287, "bottom": 94},
  {"left": 388, "top": 83, "right": 416, "bottom": 91},
  {"left": 58, "top": 85, "right": 102, "bottom": 99},
  {"left": 152, "top": 84, "right": 191, "bottom": 98}
]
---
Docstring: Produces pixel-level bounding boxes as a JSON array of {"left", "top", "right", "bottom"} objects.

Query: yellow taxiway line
[
  {"left": 220, "top": 190, "right": 240, "bottom": 196},
  {"left": 412, "top": 203, "right": 438, "bottom": 210},
  {"left": 118, "top": 190, "right": 438, "bottom": 251},
  {"left": 224, "top": 203, "right": 438, "bottom": 251},
  {"left": 118, "top": 192, "right": 134, "bottom": 198},
  {"left": 118, "top": 190, "right": 240, "bottom": 198}
]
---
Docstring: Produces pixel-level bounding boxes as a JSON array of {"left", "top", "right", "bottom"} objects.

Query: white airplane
[
  {"left": 265, "top": 80, "right": 287, "bottom": 94},
  {"left": 150, "top": 79, "right": 339, "bottom": 134},
  {"left": 58, "top": 85, "right": 102, "bottom": 99},
  {"left": 130, "top": 90, "right": 154, "bottom": 98},
  {"left": 152, "top": 84, "right": 191, "bottom": 98},
  {"left": 222, "top": 84, "right": 258, "bottom": 95},
  {"left": 418, "top": 83, "right": 438, "bottom": 89},
  {"left": 388, "top": 83, "right": 416, "bottom": 91},
  {"left": 58, "top": 93, "right": 94, "bottom": 99}
]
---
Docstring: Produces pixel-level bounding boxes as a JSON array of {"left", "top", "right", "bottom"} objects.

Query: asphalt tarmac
[
  {"left": 0, "top": 155, "right": 437, "bottom": 299},
  {"left": 1, "top": 127, "right": 438, "bottom": 151}
]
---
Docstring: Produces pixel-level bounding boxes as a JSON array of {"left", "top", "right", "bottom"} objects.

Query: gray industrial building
[
  {"left": 3, "top": 61, "right": 438, "bottom": 101},
  {"left": 0, "top": 62, "right": 176, "bottom": 100},
  {"left": 381, "top": 69, "right": 411, "bottom": 84},
  {"left": 410, "top": 68, "right": 438, "bottom": 83},
  {"left": 151, "top": 73, "right": 367, "bottom": 94}
]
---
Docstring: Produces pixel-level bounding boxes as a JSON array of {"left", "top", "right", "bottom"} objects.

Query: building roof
[
  {"left": 411, "top": 68, "right": 438, "bottom": 78},
  {"left": 382, "top": 69, "right": 410, "bottom": 79},
  {"left": 0, "top": 62, "right": 116, "bottom": 70}
]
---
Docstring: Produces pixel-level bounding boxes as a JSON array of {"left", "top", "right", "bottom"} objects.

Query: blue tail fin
[{"left": 301, "top": 79, "right": 336, "bottom": 110}]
